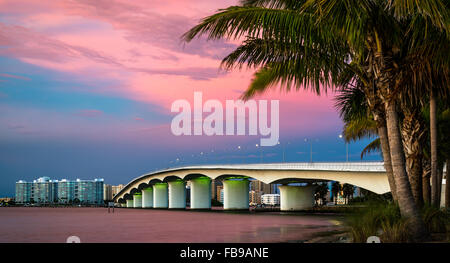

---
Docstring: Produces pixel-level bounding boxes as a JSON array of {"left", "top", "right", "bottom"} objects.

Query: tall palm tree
[
  {"left": 439, "top": 109, "right": 450, "bottom": 208},
  {"left": 314, "top": 183, "right": 329, "bottom": 205},
  {"left": 331, "top": 181, "right": 341, "bottom": 204},
  {"left": 183, "top": 0, "right": 448, "bottom": 241},
  {"left": 334, "top": 85, "right": 398, "bottom": 201},
  {"left": 335, "top": 83, "right": 427, "bottom": 205},
  {"left": 394, "top": 9, "right": 450, "bottom": 206},
  {"left": 430, "top": 88, "right": 439, "bottom": 206},
  {"left": 342, "top": 184, "right": 355, "bottom": 202},
  {"left": 426, "top": 103, "right": 450, "bottom": 206},
  {"left": 316, "top": 0, "right": 445, "bottom": 240},
  {"left": 422, "top": 156, "right": 431, "bottom": 205}
]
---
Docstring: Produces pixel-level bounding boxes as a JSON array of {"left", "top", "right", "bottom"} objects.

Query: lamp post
[
  {"left": 278, "top": 141, "right": 289, "bottom": 163},
  {"left": 200, "top": 151, "right": 205, "bottom": 164},
  {"left": 304, "top": 138, "right": 313, "bottom": 162},
  {"left": 256, "top": 144, "right": 263, "bottom": 163},
  {"left": 339, "top": 134, "right": 349, "bottom": 162},
  {"left": 237, "top": 145, "right": 244, "bottom": 163}
]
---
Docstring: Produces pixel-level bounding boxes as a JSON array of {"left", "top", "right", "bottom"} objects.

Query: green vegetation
[
  {"left": 349, "top": 190, "right": 393, "bottom": 204},
  {"left": 348, "top": 202, "right": 449, "bottom": 243},
  {"left": 314, "top": 183, "right": 328, "bottom": 205}
]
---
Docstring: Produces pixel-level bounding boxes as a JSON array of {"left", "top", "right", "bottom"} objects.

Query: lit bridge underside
[{"left": 113, "top": 162, "right": 389, "bottom": 211}]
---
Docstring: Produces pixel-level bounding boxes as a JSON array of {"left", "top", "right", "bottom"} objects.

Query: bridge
[{"left": 113, "top": 162, "right": 389, "bottom": 211}]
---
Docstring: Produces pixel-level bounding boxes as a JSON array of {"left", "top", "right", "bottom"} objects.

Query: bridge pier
[
  {"left": 142, "top": 186, "right": 153, "bottom": 208},
  {"left": 223, "top": 178, "right": 249, "bottom": 210},
  {"left": 133, "top": 193, "right": 142, "bottom": 208},
  {"left": 126, "top": 199, "right": 134, "bottom": 208},
  {"left": 153, "top": 183, "right": 168, "bottom": 208},
  {"left": 190, "top": 177, "right": 211, "bottom": 209},
  {"left": 168, "top": 179, "right": 186, "bottom": 209},
  {"left": 279, "top": 185, "right": 315, "bottom": 211}
]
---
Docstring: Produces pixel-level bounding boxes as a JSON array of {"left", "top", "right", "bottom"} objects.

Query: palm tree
[
  {"left": 314, "top": 183, "right": 329, "bottom": 205},
  {"left": 183, "top": 0, "right": 448, "bottom": 241},
  {"left": 424, "top": 103, "right": 450, "bottom": 206},
  {"left": 331, "top": 182, "right": 341, "bottom": 204},
  {"left": 342, "top": 184, "right": 355, "bottom": 203},
  {"left": 400, "top": 99, "right": 426, "bottom": 206},
  {"left": 394, "top": 12, "right": 450, "bottom": 206},
  {"left": 439, "top": 109, "right": 450, "bottom": 208},
  {"left": 336, "top": 84, "right": 431, "bottom": 206},
  {"left": 334, "top": 85, "right": 398, "bottom": 201},
  {"left": 430, "top": 88, "right": 439, "bottom": 206}
]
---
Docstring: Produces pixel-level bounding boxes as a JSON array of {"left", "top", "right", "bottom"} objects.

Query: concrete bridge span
[{"left": 113, "top": 162, "right": 389, "bottom": 211}]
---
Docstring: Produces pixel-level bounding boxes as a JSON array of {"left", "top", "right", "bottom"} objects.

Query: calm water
[{"left": 0, "top": 207, "right": 344, "bottom": 243}]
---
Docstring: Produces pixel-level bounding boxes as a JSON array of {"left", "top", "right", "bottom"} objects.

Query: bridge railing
[{"left": 159, "top": 162, "right": 386, "bottom": 172}]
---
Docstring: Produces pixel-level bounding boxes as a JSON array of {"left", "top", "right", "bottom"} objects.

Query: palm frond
[
  {"left": 361, "top": 138, "right": 381, "bottom": 159},
  {"left": 240, "top": 0, "right": 305, "bottom": 10},
  {"left": 343, "top": 117, "right": 377, "bottom": 142},
  {"left": 388, "top": 0, "right": 450, "bottom": 34},
  {"left": 241, "top": 47, "right": 347, "bottom": 99},
  {"left": 302, "top": 0, "right": 403, "bottom": 55},
  {"left": 222, "top": 35, "right": 349, "bottom": 69},
  {"left": 182, "top": 5, "right": 343, "bottom": 58},
  {"left": 335, "top": 85, "right": 369, "bottom": 123},
  {"left": 183, "top": 6, "right": 304, "bottom": 42}
]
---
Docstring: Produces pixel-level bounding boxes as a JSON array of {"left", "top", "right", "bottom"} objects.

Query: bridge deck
[{"left": 114, "top": 162, "right": 388, "bottom": 201}]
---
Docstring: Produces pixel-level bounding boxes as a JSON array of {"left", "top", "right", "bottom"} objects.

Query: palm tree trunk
[
  {"left": 422, "top": 158, "right": 431, "bottom": 205},
  {"left": 401, "top": 110, "right": 424, "bottom": 206},
  {"left": 445, "top": 160, "right": 449, "bottom": 208},
  {"left": 437, "top": 163, "right": 444, "bottom": 206},
  {"left": 385, "top": 99, "right": 428, "bottom": 241},
  {"left": 377, "top": 125, "right": 397, "bottom": 201},
  {"left": 430, "top": 89, "right": 439, "bottom": 207},
  {"left": 408, "top": 157, "right": 423, "bottom": 206}
]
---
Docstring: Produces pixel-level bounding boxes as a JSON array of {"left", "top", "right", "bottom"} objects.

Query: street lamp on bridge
[
  {"left": 339, "top": 134, "right": 349, "bottom": 162},
  {"left": 304, "top": 138, "right": 318, "bottom": 162}
]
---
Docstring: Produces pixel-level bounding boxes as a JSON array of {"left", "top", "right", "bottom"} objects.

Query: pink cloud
[
  {"left": 0, "top": 0, "right": 343, "bottom": 142},
  {"left": 0, "top": 73, "right": 31, "bottom": 80}
]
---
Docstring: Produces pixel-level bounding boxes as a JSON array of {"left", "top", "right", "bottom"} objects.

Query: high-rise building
[
  {"left": 211, "top": 179, "right": 222, "bottom": 200},
  {"left": 103, "top": 184, "right": 113, "bottom": 201},
  {"left": 261, "top": 194, "right": 280, "bottom": 206},
  {"left": 249, "top": 190, "right": 262, "bottom": 205},
  {"left": 111, "top": 184, "right": 124, "bottom": 198},
  {"left": 216, "top": 185, "right": 223, "bottom": 201},
  {"left": 15, "top": 177, "right": 104, "bottom": 205},
  {"left": 211, "top": 179, "right": 216, "bottom": 199},
  {"left": 250, "top": 180, "right": 273, "bottom": 194},
  {"left": 75, "top": 178, "right": 104, "bottom": 204},
  {"left": 32, "top": 177, "right": 58, "bottom": 204},
  {"left": 15, "top": 180, "right": 32, "bottom": 203},
  {"left": 219, "top": 188, "right": 224, "bottom": 203},
  {"left": 58, "top": 179, "right": 75, "bottom": 203},
  {"left": 272, "top": 184, "right": 280, "bottom": 195}
]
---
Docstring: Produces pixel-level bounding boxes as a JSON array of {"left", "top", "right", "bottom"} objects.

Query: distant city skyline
[{"left": 15, "top": 176, "right": 104, "bottom": 204}]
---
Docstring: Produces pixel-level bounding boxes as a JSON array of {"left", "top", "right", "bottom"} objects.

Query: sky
[{"left": 0, "top": 0, "right": 381, "bottom": 197}]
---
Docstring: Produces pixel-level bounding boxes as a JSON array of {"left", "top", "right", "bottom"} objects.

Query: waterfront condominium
[
  {"left": 261, "top": 194, "right": 280, "bottom": 206},
  {"left": 15, "top": 177, "right": 104, "bottom": 205}
]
